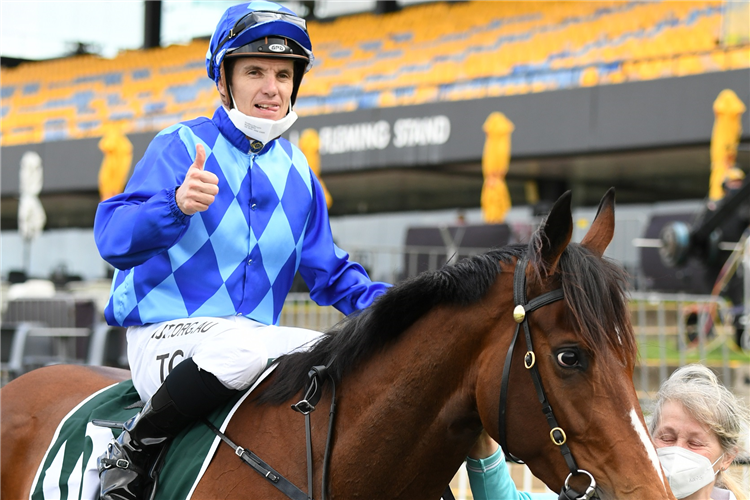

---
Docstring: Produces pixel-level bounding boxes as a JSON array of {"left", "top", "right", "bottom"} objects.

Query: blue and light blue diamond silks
[{"left": 95, "top": 107, "right": 388, "bottom": 327}]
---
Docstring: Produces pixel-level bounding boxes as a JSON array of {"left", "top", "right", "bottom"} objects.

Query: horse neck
[{"left": 330, "top": 284, "right": 511, "bottom": 498}]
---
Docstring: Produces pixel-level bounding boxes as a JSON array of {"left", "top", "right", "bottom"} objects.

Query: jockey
[{"left": 93, "top": 2, "right": 389, "bottom": 499}]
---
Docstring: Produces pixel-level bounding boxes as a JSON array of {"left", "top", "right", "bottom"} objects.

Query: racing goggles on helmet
[
  {"left": 231, "top": 11, "right": 307, "bottom": 36},
  {"left": 209, "top": 11, "right": 309, "bottom": 78}
]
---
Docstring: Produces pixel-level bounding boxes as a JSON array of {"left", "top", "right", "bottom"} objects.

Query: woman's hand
[{"left": 468, "top": 430, "right": 500, "bottom": 460}]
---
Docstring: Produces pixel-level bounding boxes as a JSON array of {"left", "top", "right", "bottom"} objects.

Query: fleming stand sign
[
  {"left": 288, "top": 111, "right": 460, "bottom": 171},
  {"left": 315, "top": 115, "right": 451, "bottom": 155}
]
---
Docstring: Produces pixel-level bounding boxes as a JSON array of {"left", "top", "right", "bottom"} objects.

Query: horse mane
[{"left": 258, "top": 239, "right": 635, "bottom": 406}]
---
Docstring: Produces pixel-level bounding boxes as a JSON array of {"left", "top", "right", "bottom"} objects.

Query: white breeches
[{"left": 126, "top": 315, "right": 323, "bottom": 401}]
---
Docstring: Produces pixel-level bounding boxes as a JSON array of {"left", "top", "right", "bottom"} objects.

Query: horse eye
[{"left": 557, "top": 350, "right": 579, "bottom": 367}]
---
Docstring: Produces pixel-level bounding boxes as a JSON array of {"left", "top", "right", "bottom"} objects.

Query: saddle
[{"left": 30, "top": 370, "right": 271, "bottom": 500}]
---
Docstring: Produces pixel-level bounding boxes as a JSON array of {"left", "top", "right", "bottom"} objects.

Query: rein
[
  {"left": 290, "top": 364, "right": 337, "bottom": 500},
  {"left": 498, "top": 256, "right": 598, "bottom": 500},
  {"left": 205, "top": 364, "right": 337, "bottom": 500},
  {"left": 207, "top": 360, "right": 456, "bottom": 500}
]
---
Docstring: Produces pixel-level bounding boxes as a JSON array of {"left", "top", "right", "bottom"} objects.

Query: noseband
[{"left": 498, "top": 256, "right": 597, "bottom": 500}]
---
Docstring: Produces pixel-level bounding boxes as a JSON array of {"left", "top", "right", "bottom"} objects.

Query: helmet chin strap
[{"left": 225, "top": 86, "right": 298, "bottom": 153}]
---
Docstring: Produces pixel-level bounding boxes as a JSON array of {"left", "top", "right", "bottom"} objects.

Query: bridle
[{"left": 498, "top": 256, "right": 598, "bottom": 500}]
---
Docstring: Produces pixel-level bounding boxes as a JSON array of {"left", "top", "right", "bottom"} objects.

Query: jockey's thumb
[{"left": 192, "top": 144, "right": 206, "bottom": 171}]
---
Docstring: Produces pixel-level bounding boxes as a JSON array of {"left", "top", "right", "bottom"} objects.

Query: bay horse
[{"left": 1, "top": 189, "right": 675, "bottom": 500}]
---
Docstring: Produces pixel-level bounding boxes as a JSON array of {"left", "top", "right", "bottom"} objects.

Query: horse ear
[
  {"left": 580, "top": 187, "right": 615, "bottom": 257},
  {"left": 536, "top": 191, "right": 573, "bottom": 275}
]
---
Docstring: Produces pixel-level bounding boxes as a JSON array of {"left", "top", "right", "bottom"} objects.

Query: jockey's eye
[{"left": 556, "top": 349, "right": 580, "bottom": 368}]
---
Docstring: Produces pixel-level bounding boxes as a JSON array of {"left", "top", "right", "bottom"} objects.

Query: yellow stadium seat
[
  {"left": 727, "top": 46, "right": 750, "bottom": 70},
  {"left": 676, "top": 54, "right": 704, "bottom": 76},
  {"left": 2, "top": 0, "right": 740, "bottom": 143},
  {"left": 580, "top": 66, "right": 600, "bottom": 87}
]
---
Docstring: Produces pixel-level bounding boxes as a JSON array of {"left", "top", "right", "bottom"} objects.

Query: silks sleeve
[
  {"left": 298, "top": 173, "right": 390, "bottom": 315},
  {"left": 95, "top": 130, "right": 195, "bottom": 270}
]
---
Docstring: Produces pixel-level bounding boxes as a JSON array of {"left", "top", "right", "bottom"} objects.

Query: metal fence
[
  {"left": 279, "top": 293, "right": 345, "bottom": 331},
  {"left": 4, "top": 268, "right": 748, "bottom": 394},
  {"left": 629, "top": 291, "right": 750, "bottom": 399},
  {"left": 279, "top": 290, "right": 750, "bottom": 387},
  {"left": 279, "top": 290, "right": 749, "bottom": 392}
]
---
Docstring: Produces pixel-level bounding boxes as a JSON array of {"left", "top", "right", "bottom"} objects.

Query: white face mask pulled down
[
  {"left": 225, "top": 89, "right": 298, "bottom": 153},
  {"left": 657, "top": 446, "right": 724, "bottom": 499}
]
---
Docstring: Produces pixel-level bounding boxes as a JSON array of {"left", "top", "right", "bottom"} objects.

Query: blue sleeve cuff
[
  {"left": 167, "top": 186, "right": 191, "bottom": 225},
  {"left": 466, "top": 446, "right": 505, "bottom": 474},
  {"left": 467, "top": 450, "right": 558, "bottom": 500}
]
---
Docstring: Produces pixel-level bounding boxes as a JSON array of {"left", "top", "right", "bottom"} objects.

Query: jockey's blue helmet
[{"left": 206, "top": 1, "right": 314, "bottom": 105}]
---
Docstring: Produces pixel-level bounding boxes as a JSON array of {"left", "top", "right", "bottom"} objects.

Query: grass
[{"left": 638, "top": 337, "right": 750, "bottom": 365}]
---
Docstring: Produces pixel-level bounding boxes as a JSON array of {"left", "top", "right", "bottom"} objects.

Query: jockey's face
[{"left": 220, "top": 57, "right": 294, "bottom": 121}]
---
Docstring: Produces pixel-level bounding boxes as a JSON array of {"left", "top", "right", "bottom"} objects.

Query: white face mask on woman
[{"left": 657, "top": 446, "right": 724, "bottom": 499}]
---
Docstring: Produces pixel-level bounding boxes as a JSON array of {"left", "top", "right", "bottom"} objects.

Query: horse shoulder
[{"left": 0, "top": 365, "right": 129, "bottom": 498}]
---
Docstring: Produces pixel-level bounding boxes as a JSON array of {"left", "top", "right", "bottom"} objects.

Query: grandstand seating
[{"left": 2, "top": 0, "right": 747, "bottom": 146}]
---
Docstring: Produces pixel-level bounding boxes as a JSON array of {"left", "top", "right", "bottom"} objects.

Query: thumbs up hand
[{"left": 176, "top": 144, "right": 219, "bottom": 215}]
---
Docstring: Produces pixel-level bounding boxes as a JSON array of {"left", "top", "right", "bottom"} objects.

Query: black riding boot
[
  {"left": 98, "top": 382, "right": 192, "bottom": 500},
  {"left": 98, "top": 358, "right": 240, "bottom": 500}
]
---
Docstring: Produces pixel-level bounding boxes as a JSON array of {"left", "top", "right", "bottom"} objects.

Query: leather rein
[
  {"left": 207, "top": 364, "right": 456, "bottom": 500},
  {"left": 497, "top": 256, "right": 598, "bottom": 500},
  {"left": 205, "top": 364, "right": 337, "bottom": 500}
]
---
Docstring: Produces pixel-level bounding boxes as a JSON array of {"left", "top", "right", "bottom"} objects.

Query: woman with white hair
[
  {"left": 650, "top": 364, "right": 749, "bottom": 500},
  {"left": 467, "top": 363, "right": 748, "bottom": 500}
]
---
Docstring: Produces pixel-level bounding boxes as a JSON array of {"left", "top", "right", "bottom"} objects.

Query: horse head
[{"left": 476, "top": 188, "right": 674, "bottom": 499}]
